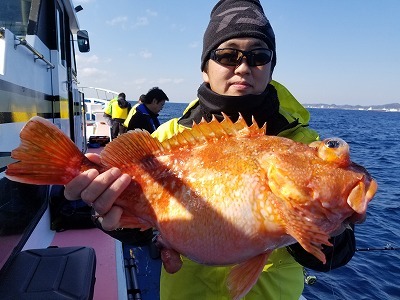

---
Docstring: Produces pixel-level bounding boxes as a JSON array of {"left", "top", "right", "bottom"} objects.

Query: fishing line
[
  {"left": 304, "top": 242, "right": 399, "bottom": 299},
  {"left": 356, "top": 244, "right": 400, "bottom": 252}
]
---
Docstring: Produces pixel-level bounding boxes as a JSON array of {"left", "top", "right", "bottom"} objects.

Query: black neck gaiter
[{"left": 179, "top": 83, "right": 289, "bottom": 135}]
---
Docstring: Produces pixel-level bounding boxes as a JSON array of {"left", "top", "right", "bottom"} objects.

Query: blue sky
[{"left": 73, "top": 0, "right": 400, "bottom": 105}]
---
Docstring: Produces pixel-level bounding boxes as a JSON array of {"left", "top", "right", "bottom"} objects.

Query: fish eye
[{"left": 325, "top": 138, "right": 345, "bottom": 149}]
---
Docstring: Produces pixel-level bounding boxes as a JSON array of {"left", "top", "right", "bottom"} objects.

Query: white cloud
[
  {"left": 76, "top": 54, "right": 100, "bottom": 65},
  {"left": 170, "top": 24, "right": 186, "bottom": 32},
  {"left": 173, "top": 78, "right": 184, "bottom": 84},
  {"left": 139, "top": 50, "right": 152, "bottom": 59},
  {"left": 157, "top": 78, "right": 184, "bottom": 85},
  {"left": 133, "top": 17, "right": 149, "bottom": 27},
  {"left": 80, "top": 67, "right": 107, "bottom": 77},
  {"left": 134, "top": 78, "right": 148, "bottom": 85},
  {"left": 146, "top": 9, "right": 158, "bottom": 17},
  {"left": 106, "top": 16, "right": 128, "bottom": 26}
]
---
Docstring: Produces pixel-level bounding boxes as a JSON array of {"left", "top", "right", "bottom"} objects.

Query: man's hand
[{"left": 64, "top": 153, "right": 131, "bottom": 231}]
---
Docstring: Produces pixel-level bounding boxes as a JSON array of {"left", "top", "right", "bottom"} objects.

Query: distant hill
[{"left": 303, "top": 103, "right": 400, "bottom": 112}]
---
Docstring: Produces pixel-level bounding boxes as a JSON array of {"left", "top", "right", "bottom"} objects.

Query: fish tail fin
[
  {"left": 6, "top": 116, "right": 91, "bottom": 185},
  {"left": 227, "top": 252, "right": 271, "bottom": 300}
]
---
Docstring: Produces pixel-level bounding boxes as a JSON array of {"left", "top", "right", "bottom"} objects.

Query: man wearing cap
[{"left": 64, "top": 0, "right": 359, "bottom": 299}]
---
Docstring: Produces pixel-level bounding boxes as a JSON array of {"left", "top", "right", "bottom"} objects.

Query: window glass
[
  {"left": 56, "top": 5, "right": 66, "bottom": 67},
  {"left": 0, "top": 0, "right": 32, "bottom": 36}
]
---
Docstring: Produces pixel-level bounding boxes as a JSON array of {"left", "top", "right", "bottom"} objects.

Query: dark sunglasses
[{"left": 210, "top": 48, "right": 273, "bottom": 67}]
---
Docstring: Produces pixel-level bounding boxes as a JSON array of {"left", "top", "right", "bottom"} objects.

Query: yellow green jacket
[
  {"left": 104, "top": 97, "right": 130, "bottom": 120},
  {"left": 123, "top": 103, "right": 140, "bottom": 127},
  {"left": 152, "top": 80, "right": 319, "bottom": 300}
]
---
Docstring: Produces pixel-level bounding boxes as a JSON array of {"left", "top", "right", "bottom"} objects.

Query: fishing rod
[
  {"left": 303, "top": 244, "right": 399, "bottom": 286},
  {"left": 356, "top": 244, "right": 400, "bottom": 252}
]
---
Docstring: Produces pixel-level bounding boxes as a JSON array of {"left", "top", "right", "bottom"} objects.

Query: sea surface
[{"left": 159, "top": 103, "right": 400, "bottom": 300}]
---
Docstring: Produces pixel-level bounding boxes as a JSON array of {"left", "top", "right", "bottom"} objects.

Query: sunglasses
[{"left": 210, "top": 48, "right": 273, "bottom": 67}]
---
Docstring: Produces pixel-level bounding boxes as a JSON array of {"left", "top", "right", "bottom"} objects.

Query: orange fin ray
[
  {"left": 101, "top": 113, "right": 265, "bottom": 169},
  {"left": 227, "top": 252, "right": 271, "bottom": 300},
  {"left": 162, "top": 113, "right": 265, "bottom": 151},
  {"left": 100, "top": 129, "right": 163, "bottom": 169},
  {"left": 283, "top": 206, "right": 331, "bottom": 264},
  {"left": 270, "top": 193, "right": 331, "bottom": 264},
  {"left": 6, "top": 116, "right": 95, "bottom": 185}
]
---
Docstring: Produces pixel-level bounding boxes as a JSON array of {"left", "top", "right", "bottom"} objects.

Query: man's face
[
  {"left": 148, "top": 99, "right": 166, "bottom": 114},
  {"left": 202, "top": 38, "right": 272, "bottom": 96}
]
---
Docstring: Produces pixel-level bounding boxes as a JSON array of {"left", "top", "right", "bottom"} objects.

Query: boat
[
  {"left": 79, "top": 86, "right": 118, "bottom": 143},
  {"left": 0, "top": 1, "right": 132, "bottom": 298}
]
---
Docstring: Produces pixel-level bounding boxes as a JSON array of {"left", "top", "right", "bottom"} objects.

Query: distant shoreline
[{"left": 304, "top": 103, "right": 400, "bottom": 112}]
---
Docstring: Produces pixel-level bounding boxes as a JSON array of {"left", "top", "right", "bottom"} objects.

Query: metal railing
[{"left": 14, "top": 37, "right": 55, "bottom": 70}]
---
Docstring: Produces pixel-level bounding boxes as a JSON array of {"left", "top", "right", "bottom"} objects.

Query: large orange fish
[{"left": 6, "top": 116, "right": 377, "bottom": 300}]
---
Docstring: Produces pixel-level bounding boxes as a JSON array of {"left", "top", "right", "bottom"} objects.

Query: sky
[{"left": 72, "top": 0, "right": 400, "bottom": 106}]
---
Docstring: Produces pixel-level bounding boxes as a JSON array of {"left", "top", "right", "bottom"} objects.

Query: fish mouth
[
  {"left": 350, "top": 162, "right": 374, "bottom": 181},
  {"left": 345, "top": 162, "right": 378, "bottom": 215}
]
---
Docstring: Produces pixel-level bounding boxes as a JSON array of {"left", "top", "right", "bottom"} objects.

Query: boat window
[
  {"left": 56, "top": 3, "right": 66, "bottom": 67},
  {"left": 70, "top": 32, "right": 77, "bottom": 77},
  {"left": 0, "top": 0, "right": 32, "bottom": 36}
]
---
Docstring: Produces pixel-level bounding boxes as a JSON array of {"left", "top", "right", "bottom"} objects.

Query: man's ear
[{"left": 202, "top": 70, "right": 210, "bottom": 83}]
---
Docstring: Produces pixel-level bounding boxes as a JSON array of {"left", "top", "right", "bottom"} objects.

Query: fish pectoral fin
[
  {"left": 227, "top": 252, "right": 271, "bottom": 300},
  {"left": 282, "top": 206, "right": 331, "bottom": 264},
  {"left": 270, "top": 194, "right": 331, "bottom": 264}
]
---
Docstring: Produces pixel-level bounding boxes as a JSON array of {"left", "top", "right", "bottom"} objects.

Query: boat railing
[
  {"left": 79, "top": 86, "right": 119, "bottom": 102},
  {"left": 14, "top": 36, "right": 55, "bottom": 70}
]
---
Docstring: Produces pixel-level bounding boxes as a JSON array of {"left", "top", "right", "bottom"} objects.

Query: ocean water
[{"left": 159, "top": 104, "right": 400, "bottom": 300}]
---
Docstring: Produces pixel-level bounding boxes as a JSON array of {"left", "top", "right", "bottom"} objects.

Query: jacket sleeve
[{"left": 286, "top": 224, "right": 356, "bottom": 272}]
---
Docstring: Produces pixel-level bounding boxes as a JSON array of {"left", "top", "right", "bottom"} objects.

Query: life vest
[
  {"left": 123, "top": 103, "right": 140, "bottom": 127},
  {"left": 104, "top": 98, "right": 130, "bottom": 120}
]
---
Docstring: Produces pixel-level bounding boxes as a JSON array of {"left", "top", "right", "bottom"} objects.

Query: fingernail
[
  {"left": 110, "top": 168, "right": 122, "bottom": 177},
  {"left": 120, "top": 173, "right": 132, "bottom": 182},
  {"left": 86, "top": 169, "right": 99, "bottom": 178}
]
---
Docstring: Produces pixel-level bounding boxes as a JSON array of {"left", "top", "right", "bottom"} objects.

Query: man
[
  {"left": 104, "top": 92, "right": 131, "bottom": 139},
  {"left": 124, "top": 87, "right": 168, "bottom": 133}
]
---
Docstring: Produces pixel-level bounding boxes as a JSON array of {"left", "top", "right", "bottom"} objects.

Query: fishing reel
[{"left": 303, "top": 269, "right": 317, "bottom": 285}]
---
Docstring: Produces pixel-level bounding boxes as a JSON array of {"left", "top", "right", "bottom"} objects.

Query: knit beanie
[{"left": 201, "top": 0, "right": 276, "bottom": 72}]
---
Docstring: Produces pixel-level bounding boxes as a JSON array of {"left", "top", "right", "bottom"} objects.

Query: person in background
[
  {"left": 64, "top": 0, "right": 363, "bottom": 299},
  {"left": 104, "top": 92, "right": 131, "bottom": 139},
  {"left": 122, "top": 94, "right": 145, "bottom": 129},
  {"left": 124, "top": 87, "right": 169, "bottom": 133}
]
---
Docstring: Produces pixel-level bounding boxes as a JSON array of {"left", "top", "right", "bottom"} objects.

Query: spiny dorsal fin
[
  {"left": 161, "top": 113, "right": 266, "bottom": 151},
  {"left": 100, "top": 129, "right": 163, "bottom": 168},
  {"left": 100, "top": 113, "right": 266, "bottom": 168}
]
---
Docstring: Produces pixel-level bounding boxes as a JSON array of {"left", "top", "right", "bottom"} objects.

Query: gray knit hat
[{"left": 201, "top": 0, "right": 276, "bottom": 72}]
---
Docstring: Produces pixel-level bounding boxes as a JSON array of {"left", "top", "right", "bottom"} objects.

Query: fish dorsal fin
[
  {"left": 101, "top": 113, "right": 266, "bottom": 168},
  {"left": 161, "top": 113, "right": 266, "bottom": 151},
  {"left": 101, "top": 129, "right": 164, "bottom": 168}
]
